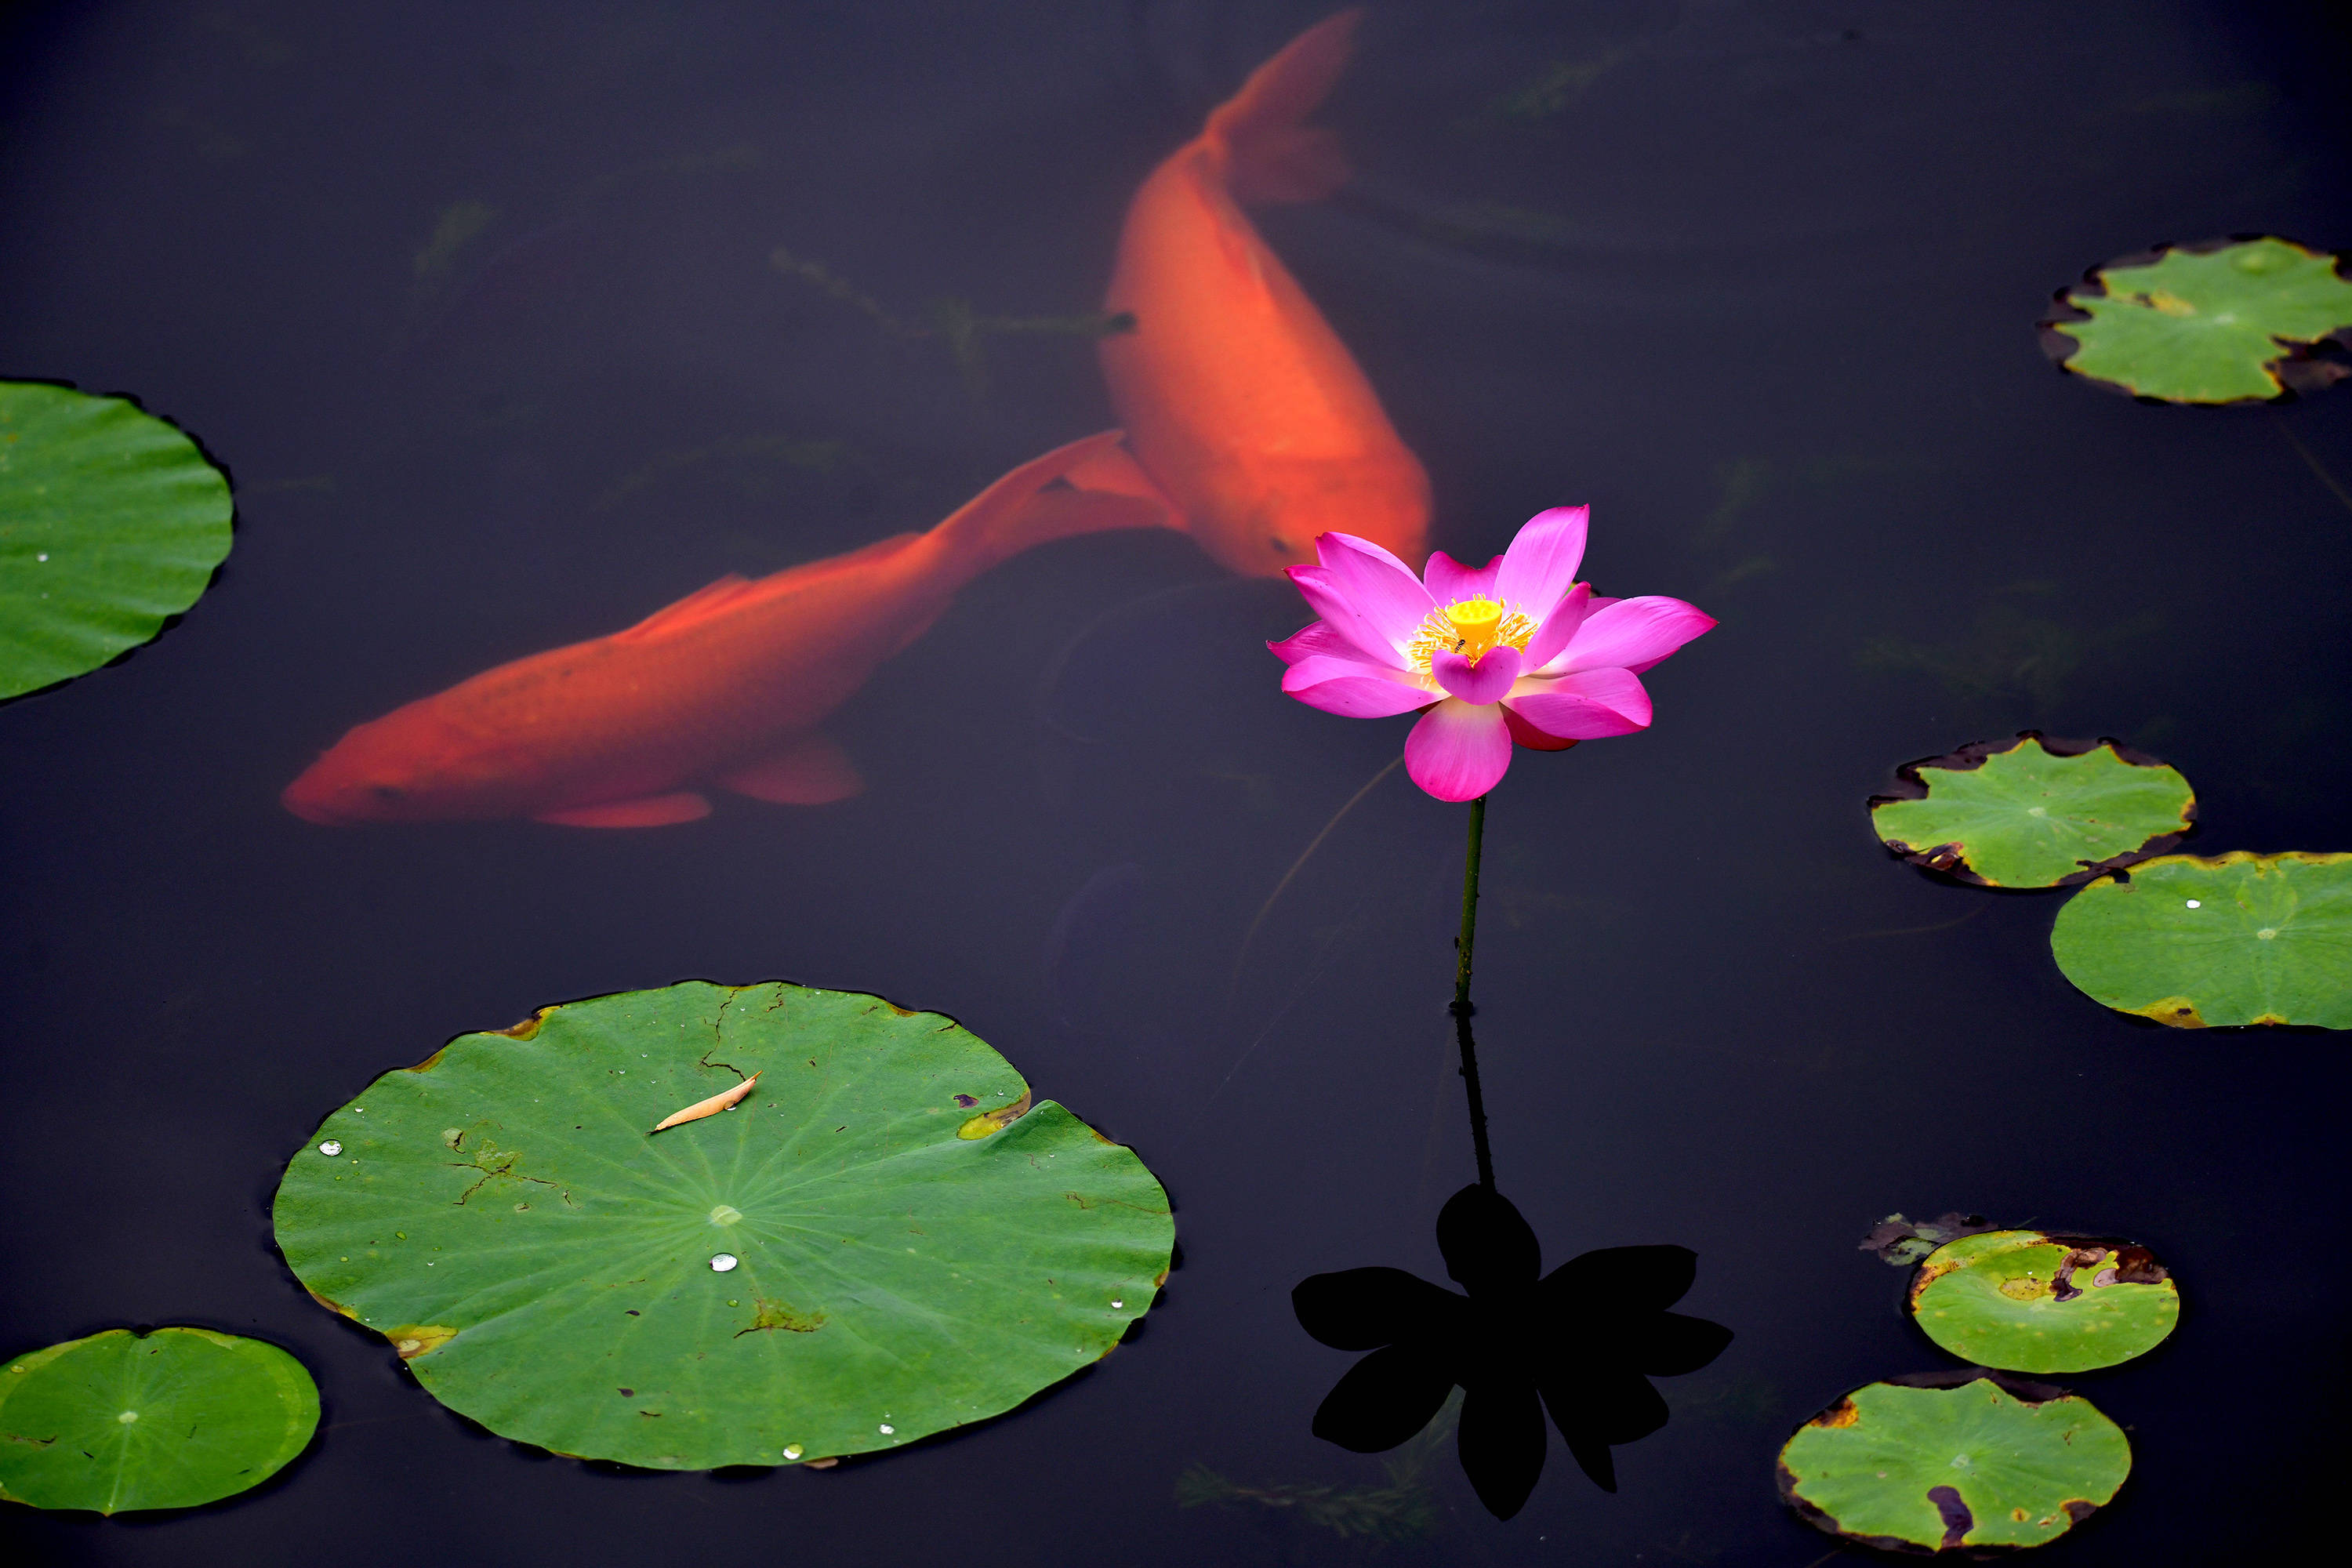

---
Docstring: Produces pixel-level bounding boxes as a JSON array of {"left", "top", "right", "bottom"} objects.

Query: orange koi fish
[
  {"left": 1083, "top": 8, "right": 1430, "bottom": 578},
  {"left": 283, "top": 432, "right": 1160, "bottom": 828}
]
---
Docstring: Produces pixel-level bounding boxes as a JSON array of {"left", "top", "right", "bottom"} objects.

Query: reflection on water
[
  {"left": 1298, "top": 1182, "right": 1733, "bottom": 1519},
  {"left": 4, "top": 1, "right": 2349, "bottom": 1563}
]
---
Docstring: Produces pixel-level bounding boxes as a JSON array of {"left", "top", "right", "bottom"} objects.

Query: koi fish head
[
  {"left": 283, "top": 702, "right": 535, "bottom": 824},
  {"left": 1214, "top": 456, "right": 1431, "bottom": 576}
]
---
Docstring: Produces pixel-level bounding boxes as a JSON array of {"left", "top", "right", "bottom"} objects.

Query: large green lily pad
[
  {"left": 0, "top": 382, "right": 234, "bottom": 702},
  {"left": 1909, "top": 1230, "right": 2178, "bottom": 1374},
  {"left": 2051, "top": 852, "right": 2352, "bottom": 1029},
  {"left": 1779, "top": 1377, "right": 2129, "bottom": 1553},
  {"left": 0, "top": 1327, "right": 318, "bottom": 1514},
  {"left": 273, "top": 981, "right": 1174, "bottom": 1470},
  {"left": 2040, "top": 238, "right": 2352, "bottom": 402},
  {"left": 1870, "top": 734, "right": 2193, "bottom": 888}
]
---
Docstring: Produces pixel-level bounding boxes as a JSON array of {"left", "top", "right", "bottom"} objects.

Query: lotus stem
[{"left": 1451, "top": 793, "right": 1495, "bottom": 1189}]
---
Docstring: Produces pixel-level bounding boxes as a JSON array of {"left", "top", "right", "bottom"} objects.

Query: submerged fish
[
  {"left": 284, "top": 432, "right": 1161, "bottom": 828},
  {"left": 1084, "top": 7, "right": 1431, "bottom": 578}
]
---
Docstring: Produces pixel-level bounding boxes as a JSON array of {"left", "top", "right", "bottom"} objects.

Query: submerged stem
[
  {"left": 1451, "top": 793, "right": 1495, "bottom": 1189},
  {"left": 1226, "top": 754, "right": 1404, "bottom": 1005},
  {"left": 2274, "top": 411, "right": 2352, "bottom": 517}
]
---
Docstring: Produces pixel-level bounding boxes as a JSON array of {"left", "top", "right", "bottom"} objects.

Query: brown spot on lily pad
[
  {"left": 956, "top": 1089, "right": 1032, "bottom": 1139},
  {"left": 387, "top": 1324, "right": 457, "bottom": 1359},
  {"left": 734, "top": 1298, "right": 826, "bottom": 1337}
]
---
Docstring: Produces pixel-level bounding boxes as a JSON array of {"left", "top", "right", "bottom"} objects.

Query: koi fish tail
[
  {"left": 946, "top": 430, "right": 1185, "bottom": 572},
  {"left": 1202, "top": 9, "right": 1362, "bottom": 205}
]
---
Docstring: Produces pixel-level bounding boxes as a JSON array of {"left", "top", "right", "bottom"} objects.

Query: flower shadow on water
[{"left": 1294, "top": 1183, "right": 1733, "bottom": 1520}]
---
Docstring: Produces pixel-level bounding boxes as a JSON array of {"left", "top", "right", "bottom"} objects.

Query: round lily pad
[
  {"left": 0, "top": 1327, "right": 318, "bottom": 1514},
  {"left": 272, "top": 981, "right": 1174, "bottom": 1470},
  {"left": 2039, "top": 237, "right": 2352, "bottom": 403},
  {"left": 1870, "top": 733, "right": 2193, "bottom": 888},
  {"left": 1908, "top": 1230, "right": 2178, "bottom": 1374},
  {"left": 2051, "top": 851, "right": 2352, "bottom": 1029},
  {"left": 0, "top": 381, "right": 234, "bottom": 702},
  {"left": 1778, "top": 1377, "right": 2129, "bottom": 1553}
]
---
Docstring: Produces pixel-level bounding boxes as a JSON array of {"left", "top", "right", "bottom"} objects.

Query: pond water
[{"left": 3, "top": 1, "right": 2346, "bottom": 1561}]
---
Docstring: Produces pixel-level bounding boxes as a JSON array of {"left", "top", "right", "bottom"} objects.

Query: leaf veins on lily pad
[
  {"left": 0, "top": 382, "right": 234, "bottom": 702},
  {"left": 1778, "top": 1375, "right": 2129, "bottom": 1553},
  {"left": 2051, "top": 851, "right": 2352, "bottom": 1029},
  {"left": 2039, "top": 237, "right": 2352, "bottom": 403},
  {"left": 1869, "top": 732, "right": 2194, "bottom": 888},
  {"left": 272, "top": 981, "right": 1174, "bottom": 1470},
  {"left": 1908, "top": 1229, "right": 2179, "bottom": 1374},
  {"left": 0, "top": 1327, "right": 318, "bottom": 1513}
]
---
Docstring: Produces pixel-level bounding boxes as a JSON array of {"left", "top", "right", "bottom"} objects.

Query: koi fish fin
[
  {"left": 990, "top": 430, "right": 1187, "bottom": 549},
  {"left": 1020, "top": 433, "right": 1189, "bottom": 539},
  {"left": 534, "top": 791, "right": 711, "bottom": 828},
  {"left": 610, "top": 574, "right": 760, "bottom": 644},
  {"left": 933, "top": 430, "right": 1139, "bottom": 572},
  {"left": 1008, "top": 485, "right": 1178, "bottom": 546},
  {"left": 1204, "top": 9, "right": 1360, "bottom": 205},
  {"left": 1066, "top": 436, "right": 1179, "bottom": 509},
  {"left": 717, "top": 733, "right": 863, "bottom": 806}
]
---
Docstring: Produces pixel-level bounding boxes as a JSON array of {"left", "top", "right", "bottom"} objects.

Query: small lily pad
[
  {"left": 1908, "top": 1230, "right": 2178, "bottom": 1374},
  {"left": 2040, "top": 237, "right": 2352, "bottom": 403},
  {"left": 2051, "top": 851, "right": 2352, "bottom": 1029},
  {"left": 273, "top": 980, "right": 1174, "bottom": 1470},
  {"left": 1870, "top": 733, "right": 2193, "bottom": 888},
  {"left": 0, "top": 382, "right": 234, "bottom": 702},
  {"left": 0, "top": 1327, "right": 318, "bottom": 1514},
  {"left": 1779, "top": 1377, "right": 2129, "bottom": 1553}
]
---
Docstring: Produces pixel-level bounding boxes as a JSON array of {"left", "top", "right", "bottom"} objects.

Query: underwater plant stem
[
  {"left": 1226, "top": 753, "right": 1404, "bottom": 1004},
  {"left": 1451, "top": 793, "right": 1495, "bottom": 1189},
  {"left": 2274, "top": 412, "right": 2352, "bottom": 517}
]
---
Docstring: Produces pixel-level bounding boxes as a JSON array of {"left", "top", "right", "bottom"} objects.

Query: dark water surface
[{"left": 4, "top": 2, "right": 2347, "bottom": 1562}]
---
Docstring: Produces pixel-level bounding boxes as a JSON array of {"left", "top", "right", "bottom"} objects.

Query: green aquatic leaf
[
  {"left": 0, "top": 382, "right": 234, "bottom": 702},
  {"left": 2050, "top": 851, "right": 2352, "bottom": 1028},
  {"left": 1778, "top": 1378, "right": 2129, "bottom": 1552},
  {"left": 1870, "top": 733, "right": 2194, "bottom": 888},
  {"left": 2042, "top": 237, "right": 2352, "bottom": 402},
  {"left": 273, "top": 980, "right": 1174, "bottom": 1471},
  {"left": 0, "top": 1328, "right": 317, "bottom": 1514},
  {"left": 1908, "top": 1230, "right": 2178, "bottom": 1374}
]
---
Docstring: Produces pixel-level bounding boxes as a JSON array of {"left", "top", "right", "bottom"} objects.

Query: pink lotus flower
[{"left": 1271, "top": 508, "right": 1715, "bottom": 801}]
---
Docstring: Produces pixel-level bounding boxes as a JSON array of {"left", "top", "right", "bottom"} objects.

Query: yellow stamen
[{"left": 1407, "top": 596, "right": 1538, "bottom": 673}]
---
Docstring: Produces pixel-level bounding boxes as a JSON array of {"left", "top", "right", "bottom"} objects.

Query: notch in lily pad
[
  {"left": 1908, "top": 1229, "right": 2179, "bottom": 1374},
  {"left": 2051, "top": 851, "right": 2352, "bottom": 1029},
  {"left": 0, "top": 1327, "right": 318, "bottom": 1513},
  {"left": 2039, "top": 236, "right": 2352, "bottom": 403},
  {"left": 1870, "top": 732, "right": 2194, "bottom": 888},
  {"left": 274, "top": 979, "right": 1173, "bottom": 1470},
  {"left": 1778, "top": 1373, "right": 2129, "bottom": 1553},
  {"left": 0, "top": 381, "right": 234, "bottom": 703}
]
